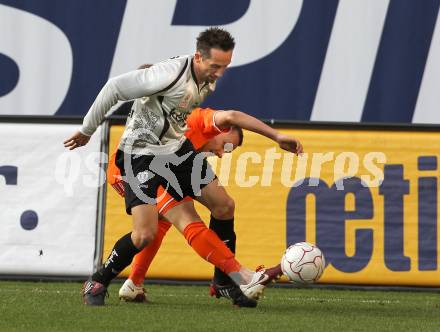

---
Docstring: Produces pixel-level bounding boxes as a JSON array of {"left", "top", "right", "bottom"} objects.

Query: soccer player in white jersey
[{"left": 64, "top": 28, "right": 303, "bottom": 306}]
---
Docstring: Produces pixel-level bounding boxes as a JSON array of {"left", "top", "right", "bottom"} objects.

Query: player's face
[
  {"left": 194, "top": 48, "right": 233, "bottom": 83},
  {"left": 201, "top": 130, "right": 240, "bottom": 158}
]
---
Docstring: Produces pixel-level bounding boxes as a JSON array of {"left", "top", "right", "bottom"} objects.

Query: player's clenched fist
[{"left": 276, "top": 134, "right": 303, "bottom": 155}]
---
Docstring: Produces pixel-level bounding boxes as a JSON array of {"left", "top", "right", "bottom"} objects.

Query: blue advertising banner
[{"left": 1, "top": 1, "right": 440, "bottom": 123}]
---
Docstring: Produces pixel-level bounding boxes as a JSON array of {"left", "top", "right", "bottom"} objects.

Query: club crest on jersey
[{"left": 169, "top": 108, "right": 188, "bottom": 126}]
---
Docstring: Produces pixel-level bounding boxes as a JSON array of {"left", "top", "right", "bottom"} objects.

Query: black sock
[
  {"left": 92, "top": 232, "right": 140, "bottom": 287},
  {"left": 209, "top": 216, "right": 236, "bottom": 286}
]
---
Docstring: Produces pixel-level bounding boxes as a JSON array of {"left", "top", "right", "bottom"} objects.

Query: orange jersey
[
  {"left": 108, "top": 107, "right": 229, "bottom": 211},
  {"left": 185, "top": 107, "right": 230, "bottom": 150}
]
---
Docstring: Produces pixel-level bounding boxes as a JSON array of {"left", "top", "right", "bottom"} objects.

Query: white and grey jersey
[{"left": 80, "top": 55, "right": 215, "bottom": 155}]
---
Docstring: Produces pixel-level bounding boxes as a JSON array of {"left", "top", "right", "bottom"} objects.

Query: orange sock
[
  {"left": 183, "top": 221, "right": 241, "bottom": 274},
  {"left": 129, "top": 219, "right": 172, "bottom": 285}
]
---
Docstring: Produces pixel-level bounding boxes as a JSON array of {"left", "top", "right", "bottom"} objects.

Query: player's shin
[
  {"left": 182, "top": 221, "right": 257, "bottom": 286},
  {"left": 209, "top": 216, "right": 236, "bottom": 285},
  {"left": 129, "top": 220, "right": 172, "bottom": 285},
  {"left": 92, "top": 232, "right": 141, "bottom": 287}
]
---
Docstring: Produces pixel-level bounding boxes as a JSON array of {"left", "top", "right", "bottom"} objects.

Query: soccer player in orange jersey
[{"left": 108, "top": 107, "right": 286, "bottom": 307}]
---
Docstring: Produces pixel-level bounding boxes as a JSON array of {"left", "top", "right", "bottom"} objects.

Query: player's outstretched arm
[
  {"left": 63, "top": 74, "right": 139, "bottom": 150},
  {"left": 63, "top": 60, "right": 182, "bottom": 149},
  {"left": 214, "top": 110, "right": 303, "bottom": 155}
]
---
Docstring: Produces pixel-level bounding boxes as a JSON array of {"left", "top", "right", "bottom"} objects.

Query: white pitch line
[
  {"left": 2, "top": 288, "right": 432, "bottom": 305},
  {"left": 0, "top": 288, "right": 76, "bottom": 294},
  {"left": 281, "top": 296, "right": 401, "bottom": 304}
]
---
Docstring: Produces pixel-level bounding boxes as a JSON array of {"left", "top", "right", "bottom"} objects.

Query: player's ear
[{"left": 194, "top": 51, "right": 203, "bottom": 63}]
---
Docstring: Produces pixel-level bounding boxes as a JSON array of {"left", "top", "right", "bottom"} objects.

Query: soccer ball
[{"left": 281, "top": 242, "right": 325, "bottom": 284}]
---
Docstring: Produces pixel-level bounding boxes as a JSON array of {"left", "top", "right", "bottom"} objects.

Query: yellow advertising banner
[{"left": 104, "top": 125, "right": 440, "bottom": 286}]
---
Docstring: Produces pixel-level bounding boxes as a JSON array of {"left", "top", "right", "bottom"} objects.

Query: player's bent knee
[
  {"left": 131, "top": 229, "right": 157, "bottom": 249},
  {"left": 212, "top": 198, "right": 235, "bottom": 219},
  {"left": 224, "top": 198, "right": 235, "bottom": 216}
]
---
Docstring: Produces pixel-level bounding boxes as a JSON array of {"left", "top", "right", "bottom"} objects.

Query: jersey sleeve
[
  {"left": 185, "top": 108, "right": 231, "bottom": 150},
  {"left": 80, "top": 58, "right": 185, "bottom": 136},
  {"left": 206, "top": 110, "right": 231, "bottom": 135}
]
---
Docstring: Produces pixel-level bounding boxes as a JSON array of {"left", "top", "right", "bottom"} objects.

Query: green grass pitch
[{"left": 1, "top": 280, "right": 440, "bottom": 331}]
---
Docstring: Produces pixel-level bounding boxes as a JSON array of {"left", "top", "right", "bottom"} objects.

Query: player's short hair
[
  {"left": 231, "top": 126, "right": 244, "bottom": 146},
  {"left": 197, "top": 27, "right": 235, "bottom": 58}
]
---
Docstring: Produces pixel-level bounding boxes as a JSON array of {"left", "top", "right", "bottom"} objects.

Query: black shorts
[{"left": 115, "top": 139, "right": 216, "bottom": 215}]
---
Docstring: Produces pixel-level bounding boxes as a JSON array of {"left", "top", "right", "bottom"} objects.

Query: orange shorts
[
  {"left": 107, "top": 152, "right": 193, "bottom": 215},
  {"left": 156, "top": 186, "right": 193, "bottom": 215}
]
